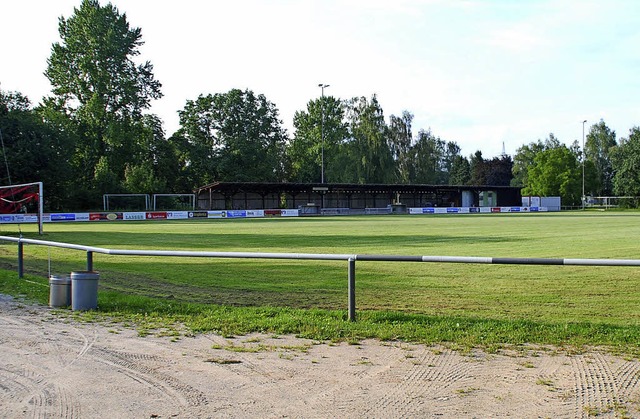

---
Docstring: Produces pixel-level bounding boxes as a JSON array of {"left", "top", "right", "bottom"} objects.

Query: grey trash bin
[
  {"left": 71, "top": 271, "right": 99, "bottom": 311},
  {"left": 49, "top": 275, "right": 71, "bottom": 308}
]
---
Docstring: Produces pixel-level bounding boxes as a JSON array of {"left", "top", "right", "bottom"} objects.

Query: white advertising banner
[
  {"left": 167, "top": 211, "right": 189, "bottom": 219},
  {"left": 124, "top": 212, "right": 146, "bottom": 221}
]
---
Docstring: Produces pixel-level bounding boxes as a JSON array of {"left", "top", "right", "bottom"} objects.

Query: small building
[{"left": 194, "top": 182, "right": 522, "bottom": 211}]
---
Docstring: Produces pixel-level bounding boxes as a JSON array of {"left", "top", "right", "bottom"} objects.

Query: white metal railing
[{"left": 3, "top": 235, "right": 640, "bottom": 321}]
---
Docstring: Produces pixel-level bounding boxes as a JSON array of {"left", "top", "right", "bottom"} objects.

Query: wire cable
[{"left": 0, "top": 127, "right": 22, "bottom": 236}]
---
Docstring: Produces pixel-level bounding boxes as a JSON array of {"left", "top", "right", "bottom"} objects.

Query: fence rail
[{"left": 2, "top": 235, "right": 640, "bottom": 321}]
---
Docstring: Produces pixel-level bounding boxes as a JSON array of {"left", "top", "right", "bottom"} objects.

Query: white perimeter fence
[{"left": 3, "top": 235, "right": 640, "bottom": 321}]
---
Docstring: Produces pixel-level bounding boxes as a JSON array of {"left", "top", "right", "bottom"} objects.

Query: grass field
[{"left": 1, "top": 212, "right": 640, "bottom": 353}]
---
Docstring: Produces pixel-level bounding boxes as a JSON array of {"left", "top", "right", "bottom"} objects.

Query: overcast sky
[{"left": 2, "top": 0, "right": 639, "bottom": 157}]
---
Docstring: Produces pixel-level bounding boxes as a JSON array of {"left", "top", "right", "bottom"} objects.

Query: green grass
[{"left": 1, "top": 212, "right": 640, "bottom": 354}]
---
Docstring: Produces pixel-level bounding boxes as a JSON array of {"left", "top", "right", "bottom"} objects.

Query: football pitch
[{"left": 1, "top": 212, "right": 640, "bottom": 350}]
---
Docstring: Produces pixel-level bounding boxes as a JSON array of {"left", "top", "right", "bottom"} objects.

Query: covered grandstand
[{"left": 195, "top": 182, "right": 522, "bottom": 212}]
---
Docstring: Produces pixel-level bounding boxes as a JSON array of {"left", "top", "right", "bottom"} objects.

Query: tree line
[{"left": 1, "top": 0, "right": 639, "bottom": 211}]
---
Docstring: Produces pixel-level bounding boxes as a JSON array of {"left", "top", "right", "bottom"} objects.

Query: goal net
[
  {"left": 587, "top": 196, "right": 640, "bottom": 209},
  {"left": 0, "top": 182, "right": 44, "bottom": 234},
  {"left": 103, "top": 194, "right": 151, "bottom": 211}
]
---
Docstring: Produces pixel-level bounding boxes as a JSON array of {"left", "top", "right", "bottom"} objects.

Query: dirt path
[{"left": 1, "top": 295, "right": 639, "bottom": 418}]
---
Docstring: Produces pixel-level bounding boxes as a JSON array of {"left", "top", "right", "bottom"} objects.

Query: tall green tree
[
  {"left": 288, "top": 96, "right": 347, "bottom": 183},
  {"left": 585, "top": 120, "right": 617, "bottom": 196},
  {"left": 611, "top": 127, "right": 640, "bottom": 205},
  {"left": 511, "top": 135, "right": 561, "bottom": 188},
  {"left": 410, "top": 129, "right": 444, "bottom": 184},
  {"left": 43, "top": 0, "right": 162, "bottom": 204},
  {"left": 449, "top": 155, "right": 471, "bottom": 185},
  {"left": 512, "top": 141, "right": 545, "bottom": 188},
  {"left": 176, "top": 89, "right": 288, "bottom": 186},
  {"left": 469, "top": 151, "right": 487, "bottom": 185},
  {"left": 388, "top": 111, "right": 414, "bottom": 183},
  {"left": 344, "top": 95, "right": 394, "bottom": 183},
  {"left": 439, "top": 141, "right": 463, "bottom": 184},
  {"left": 523, "top": 143, "right": 581, "bottom": 205},
  {"left": 0, "top": 90, "right": 72, "bottom": 210},
  {"left": 485, "top": 155, "right": 514, "bottom": 186}
]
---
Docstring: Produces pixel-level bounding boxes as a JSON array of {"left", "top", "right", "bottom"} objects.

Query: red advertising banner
[
  {"left": 89, "top": 212, "right": 123, "bottom": 221},
  {"left": 265, "top": 210, "right": 281, "bottom": 217},
  {"left": 145, "top": 212, "right": 168, "bottom": 220}
]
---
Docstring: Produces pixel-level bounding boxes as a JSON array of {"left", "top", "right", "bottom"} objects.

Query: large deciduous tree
[
  {"left": 410, "top": 129, "right": 444, "bottom": 184},
  {"left": 469, "top": 151, "right": 487, "bottom": 185},
  {"left": 176, "top": 89, "right": 288, "bottom": 187},
  {"left": 585, "top": 120, "right": 617, "bottom": 196},
  {"left": 343, "top": 96, "right": 394, "bottom": 184},
  {"left": 0, "top": 90, "right": 72, "bottom": 210},
  {"left": 388, "top": 111, "right": 414, "bottom": 183},
  {"left": 288, "top": 96, "right": 347, "bottom": 183},
  {"left": 485, "top": 155, "right": 514, "bottom": 186},
  {"left": 44, "top": 0, "right": 162, "bottom": 203},
  {"left": 611, "top": 127, "right": 640, "bottom": 206},
  {"left": 523, "top": 141, "right": 581, "bottom": 205},
  {"left": 512, "top": 141, "right": 546, "bottom": 188}
]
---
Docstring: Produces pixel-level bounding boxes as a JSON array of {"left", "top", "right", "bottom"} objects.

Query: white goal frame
[
  {"left": 103, "top": 194, "right": 151, "bottom": 211},
  {"left": 0, "top": 181, "right": 44, "bottom": 235}
]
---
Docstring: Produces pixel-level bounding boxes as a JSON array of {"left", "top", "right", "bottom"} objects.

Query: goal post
[
  {"left": 103, "top": 194, "right": 151, "bottom": 211},
  {"left": 0, "top": 181, "right": 44, "bottom": 235}
]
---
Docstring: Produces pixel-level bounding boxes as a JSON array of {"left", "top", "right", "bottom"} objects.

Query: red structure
[{"left": 0, "top": 185, "right": 39, "bottom": 213}]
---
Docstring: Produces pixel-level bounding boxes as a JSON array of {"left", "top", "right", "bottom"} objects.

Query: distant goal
[
  {"left": 103, "top": 194, "right": 151, "bottom": 211},
  {"left": 0, "top": 181, "right": 44, "bottom": 234}
]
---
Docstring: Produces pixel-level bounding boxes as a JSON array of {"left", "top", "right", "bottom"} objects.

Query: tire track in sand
[
  {"left": 570, "top": 352, "right": 640, "bottom": 416},
  {"left": 90, "top": 346, "right": 208, "bottom": 408},
  {"left": 0, "top": 365, "right": 81, "bottom": 418},
  {"left": 356, "top": 347, "right": 475, "bottom": 417}
]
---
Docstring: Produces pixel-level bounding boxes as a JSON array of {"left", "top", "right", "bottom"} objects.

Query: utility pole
[
  {"left": 318, "top": 84, "right": 329, "bottom": 183},
  {"left": 582, "top": 119, "right": 587, "bottom": 210}
]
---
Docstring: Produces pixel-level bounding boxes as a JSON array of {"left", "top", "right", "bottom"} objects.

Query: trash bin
[
  {"left": 71, "top": 271, "right": 99, "bottom": 311},
  {"left": 49, "top": 275, "right": 71, "bottom": 308}
]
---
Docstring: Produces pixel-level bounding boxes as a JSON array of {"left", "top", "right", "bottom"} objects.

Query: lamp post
[
  {"left": 582, "top": 119, "right": 587, "bottom": 209},
  {"left": 318, "top": 83, "right": 329, "bottom": 184}
]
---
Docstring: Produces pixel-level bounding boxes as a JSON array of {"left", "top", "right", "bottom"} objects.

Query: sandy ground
[{"left": 1, "top": 295, "right": 639, "bottom": 418}]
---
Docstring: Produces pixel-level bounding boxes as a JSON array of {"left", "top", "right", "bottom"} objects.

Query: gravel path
[{"left": 1, "top": 295, "right": 639, "bottom": 418}]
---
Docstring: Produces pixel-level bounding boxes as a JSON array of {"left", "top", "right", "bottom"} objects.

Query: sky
[{"left": 1, "top": 0, "right": 639, "bottom": 158}]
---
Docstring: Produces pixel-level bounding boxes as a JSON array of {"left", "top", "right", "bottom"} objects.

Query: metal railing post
[
  {"left": 348, "top": 258, "right": 356, "bottom": 321},
  {"left": 87, "top": 251, "right": 93, "bottom": 271},
  {"left": 18, "top": 240, "right": 24, "bottom": 278}
]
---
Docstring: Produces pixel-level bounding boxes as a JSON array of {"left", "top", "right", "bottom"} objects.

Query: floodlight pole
[
  {"left": 582, "top": 119, "right": 587, "bottom": 210},
  {"left": 318, "top": 83, "right": 330, "bottom": 184}
]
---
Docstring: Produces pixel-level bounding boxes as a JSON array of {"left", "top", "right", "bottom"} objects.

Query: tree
[
  {"left": 410, "top": 129, "right": 444, "bottom": 184},
  {"left": 485, "top": 155, "right": 514, "bottom": 186},
  {"left": 123, "top": 114, "right": 182, "bottom": 193},
  {"left": 344, "top": 95, "right": 394, "bottom": 183},
  {"left": 511, "top": 135, "right": 561, "bottom": 188},
  {"left": 512, "top": 141, "right": 544, "bottom": 187},
  {"left": 524, "top": 144, "right": 581, "bottom": 205},
  {"left": 585, "top": 120, "right": 617, "bottom": 196},
  {"left": 469, "top": 151, "right": 487, "bottom": 185},
  {"left": 439, "top": 141, "right": 463, "bottom": 184},
  {"left": 388, "top": 111, "right": 414, "bottom": 183},
  {"left": 43, "top": 0, "right": 162, "bottom": 203},
  {"left": 288, "top": 96, "right": 347, "bottom": 183},
  {"left": 449, "top": 155, "right": 471, "bottom": 185},
  {"left": 0, "top": 90, "right": 72, "bottom": 210},
  {"left": 611, "top": 127, "right": 640, "bottom": 205},
  {"left": 176, "top": 89, "right": 288, "bottom": 186}
]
